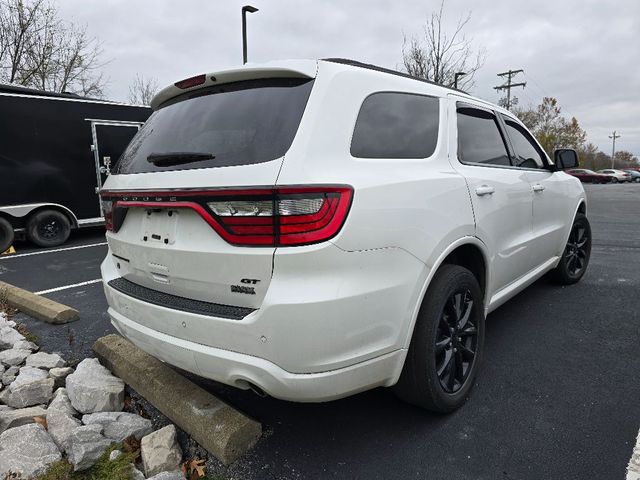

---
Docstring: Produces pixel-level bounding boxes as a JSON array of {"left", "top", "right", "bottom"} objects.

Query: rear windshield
[{"left": 114, "top": 78, "right": 314, "bottom": 174}]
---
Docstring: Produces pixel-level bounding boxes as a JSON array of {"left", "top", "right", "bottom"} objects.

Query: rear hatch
[{"left": 101, "top": 68, "right": 316, "bottom": 310}]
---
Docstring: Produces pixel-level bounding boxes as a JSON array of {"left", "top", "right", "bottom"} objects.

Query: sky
[{"left": 55, "top": 0, "right": 640, "bottom": 156}]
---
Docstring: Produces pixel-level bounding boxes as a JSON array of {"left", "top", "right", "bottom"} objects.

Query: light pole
[
  {"left": 454, "top": 72, "right": 466, "bottom": 89},
  {"left": 242, "top": 5, "right": 259, "bottom": 65},
  {"left": 609, "top": 131, "right": 620, "bottom": 168}
]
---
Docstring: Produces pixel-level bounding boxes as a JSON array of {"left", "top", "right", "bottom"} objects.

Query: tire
[
  {"left": 394, "top": 264, "right": 485, "bottom": 412},
  {"left": 551, "top": 213, "right": 591, "bottom": 285},
  {"left": 26, "top": 210, "right": 71, "bottom": 248},
  {"left": 611, "top": 177, "right": 618, "bottom": 183},
  {"left": 0, "top": 217, "right": 14, "bottom": 253}
]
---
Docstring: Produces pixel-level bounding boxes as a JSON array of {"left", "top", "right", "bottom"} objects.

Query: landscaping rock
[
  {"left": 49, "top": 366, "right": 74, "bottom": 388},
  {"left": 67, "top": 424, "right": 113, "bottom": 471},
  {"left": 0, "top": 423, "right": 61, "bottom": 478},
  {"left": 0, "top": 326, "right": 25, "bottom": 350},
  {"left": 141, "top": 425, "right": 183, "bottom": 477},
  {"left": 66, "top": 358, "right": 124, "bottom": 413},
  {"left": 47, "top": 388, "right": 81, "bottom": 452},
  {"left": 1, "top": 365, "right": 18, "bottom": 385},
  {"left": 26, "top": 351, "right": 66, "bottom": 369},
  {"left": 0, "top": 364, "right": 4, "bottom": 376},
  {"left": 1, "top": 366, "right": 54, "bottom": 408},
  {"left": 148, "top": 471, "right": 186, "bottom": 480},
  {"left": 0, "top": 405, "right": 47, "bottom": 434},
  {"left": 83, "top": 411, "right": 153, "bottom": 442},
  {"left": 109, "top": 449, "right": 122, "bottom": 461},
  {"left": 0, "top": 406, "right": 12, "bottom": 413},
  {"left": 13, "top": 339, "right": 38, "bottom": 352},
  {"left": 131, "top": 466, "right": 146, "bottom": 480},
  {"left": 0, "top": 348, "right": 31, "bottom": 366}
]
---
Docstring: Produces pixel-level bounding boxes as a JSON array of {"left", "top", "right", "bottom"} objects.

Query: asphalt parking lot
[{"left": 2, "top": 183, "right": 639, "bottom": 479}]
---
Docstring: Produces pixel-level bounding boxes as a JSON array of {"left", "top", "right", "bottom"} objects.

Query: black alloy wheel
[
  {"left": 564, "top": 222, "right": 589, "bottom": 278},
  {"left": 394, "top": 264, "right": 485, "bottom": 412},
  {"left": 551, "top": 212, "right": 591, "bottom": 285},
  {"left": 435, "top": 289, "right": 478, "bottom": 393}
]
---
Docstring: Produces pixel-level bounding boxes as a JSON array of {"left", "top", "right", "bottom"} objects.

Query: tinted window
[
  {"left": 503, "top": 118, "right": 546, "bottom": 169},
  {"left": 457, "top": 107, "right": 510, "bottom": 166},
  {"left": 115, "top": 78, "right": 313, "bottom": 174},
  {"left": 351, "top": 92, "right": 439, "bottom": 158}
]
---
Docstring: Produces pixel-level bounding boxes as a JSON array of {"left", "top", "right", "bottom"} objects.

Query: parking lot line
[
  {"left": 0, "top": 242, "right": 107, "bottom": 260},
  {"left": 35, "top": 279, "right": 102, "bottom": 295}
]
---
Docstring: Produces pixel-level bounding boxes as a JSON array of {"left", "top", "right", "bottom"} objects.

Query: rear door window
[
  {"left": 350, "top": 92, "right": 439, "bottom": 158},
  {"left": 456, "top": 106, "right": 510, "bottom": 166},
  {"left": 115, "top": 78, "right": 314, "bottom": 174}
]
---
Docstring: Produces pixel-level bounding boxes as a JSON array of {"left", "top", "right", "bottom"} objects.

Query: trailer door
[{"left": 90, "top": 121, "right": 142, "bottom": 215}]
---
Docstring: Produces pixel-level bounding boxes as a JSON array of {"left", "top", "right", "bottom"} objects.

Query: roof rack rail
[{"left": 322, "top": 58, "right": 466, "bottom": 94}]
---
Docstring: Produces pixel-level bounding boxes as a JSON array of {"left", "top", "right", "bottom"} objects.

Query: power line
[{"left": 493, "top": 69, "right": 526, "bottom": 110}]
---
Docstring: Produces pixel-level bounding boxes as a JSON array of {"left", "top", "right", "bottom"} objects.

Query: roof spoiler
[{"left": 150, "top": 59, "right": 318, "bottom": 110}]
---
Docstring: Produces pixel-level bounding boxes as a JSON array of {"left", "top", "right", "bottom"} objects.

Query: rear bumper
[
  {"left": 102, "top": 241, "right": 426, "bottom": 401},
  {"left": 108, "top": 302, "right": 406, "bottom": 402}
]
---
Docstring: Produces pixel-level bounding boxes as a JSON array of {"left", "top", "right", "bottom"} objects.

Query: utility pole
[
  {"left": 609, "top": 131, "right": 621, "bottom": 168},
  {"left": 493, "top": 69, "right": 526, "bottom": 110},
  {"left": 242, "top": 5, "right": 259, "bottom": 64}
]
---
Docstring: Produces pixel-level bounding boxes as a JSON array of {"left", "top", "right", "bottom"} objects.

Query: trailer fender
[{"left": 0, "top": 203, "right": 79, "bottom": 228}]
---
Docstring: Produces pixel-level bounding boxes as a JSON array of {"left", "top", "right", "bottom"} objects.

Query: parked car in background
[
  {"left": 623, "top": 170, "right": 640, "bottom": 183},
  {"left": 597, "top": 169, "right": 631, "bottom": 183},
  {"left": 100, "top": 59, "right": 590, "bottom": 412},
  {"left": 566, "top": 169, "right": 611, "bottom": 184}
]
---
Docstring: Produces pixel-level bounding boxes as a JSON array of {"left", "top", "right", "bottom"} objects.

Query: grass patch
[
  {"left": 14, "top": 322, "right": 39, "bottom": 345},
  {"left": 33, "top": 444, "right": 137, "bottom": 480}
]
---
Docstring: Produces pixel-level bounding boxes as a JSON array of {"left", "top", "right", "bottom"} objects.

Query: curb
[
  {"left": 0, "top": 280, "right": 79, "bottom": 324},
  {"left": 93, "top": 334, "right": 262, "bottom": 466},
  {"left": 628, "top": 430, "right": 640, "bottom": 480}
]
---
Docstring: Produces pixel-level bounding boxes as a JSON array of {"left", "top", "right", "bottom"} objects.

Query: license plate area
[{"left": 141, "top": 208, "right": 179, "bottom": 245}]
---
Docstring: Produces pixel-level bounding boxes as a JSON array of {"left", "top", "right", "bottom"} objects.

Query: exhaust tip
[{"left": 247, "top": 382, "right": 266, "bottom": 397}]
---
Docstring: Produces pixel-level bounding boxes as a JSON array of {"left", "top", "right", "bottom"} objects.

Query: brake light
[
  {"left": 100, "top": 186, "right": 353, "bottom": 247},
  {"left": 174, "top": 74, "right": 206, "bottom": 89}
]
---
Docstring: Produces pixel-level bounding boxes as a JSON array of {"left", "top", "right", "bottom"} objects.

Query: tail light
[
  {"left": 100, "top": 186, "right": 353, "bottom": 247},
  {"left": 101, "top": 197, "right": 113, "bottom": 231}
]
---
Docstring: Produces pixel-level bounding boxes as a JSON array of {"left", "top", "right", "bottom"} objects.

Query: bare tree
[
  {"left": 128, "top": 73, "right": 159, "bottom": 105},
  {"left": 402, "top": 0, "right": 485, "bottom": 90},
  {"left": 0, "top": 0, "right": 106, "bottom": 96}
]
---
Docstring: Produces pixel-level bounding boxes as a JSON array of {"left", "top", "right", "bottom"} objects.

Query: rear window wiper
[{"left": 147, "top": 152, "right": 215, "bottom": 167}]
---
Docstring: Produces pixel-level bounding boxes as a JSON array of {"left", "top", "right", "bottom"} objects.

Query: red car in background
[{"left": 566, "top": 169, "right": 611, "bottom": 184}]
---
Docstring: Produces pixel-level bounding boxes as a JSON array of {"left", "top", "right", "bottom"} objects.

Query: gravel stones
[
  {"left": 0, "top": 366, "right": 54, "bottom": 408},
  {"left": 82, "top": 411, "right": 153, "bottom": 442},
  {"left": 0, "top": 423, "right": 61, "bottom": 478},
  {"left": 141, "top": 424, "right": 183, "bottom": 478},
  {"left": 66, "top": 358, "right": 124, "bottom": 413},
  {"left": 67, "top": 424, "right": 113, "bottom": 471},
  {"left": 26, "top": 351, "right": 66, "bottom": 369}
]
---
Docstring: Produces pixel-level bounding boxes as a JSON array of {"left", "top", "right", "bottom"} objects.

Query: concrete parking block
[
  {"left": 0, "top": 281, "right": 79, "bottom": 324},
  {"left": 93, "top": 334, "right": 262, "bottom": 466}
]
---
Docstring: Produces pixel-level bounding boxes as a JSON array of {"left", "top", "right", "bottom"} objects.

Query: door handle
[
  {"left": 532, "top": 184, "right": 545, "bottom": 192},
  {"left": 475, "top": 185, "right": 495, "bottom": 196}
]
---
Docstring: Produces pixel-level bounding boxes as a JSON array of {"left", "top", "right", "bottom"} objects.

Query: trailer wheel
[
  {"left": 26, "top": 210, "right": 71, "bottom": 248},
  {"left": 0, "top": 217, "right": 14, "bottom": 253}
]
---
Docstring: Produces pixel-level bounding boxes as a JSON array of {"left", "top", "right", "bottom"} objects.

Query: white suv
[{"left": 100, "top": 59, "right": 590, "bottom": 412}]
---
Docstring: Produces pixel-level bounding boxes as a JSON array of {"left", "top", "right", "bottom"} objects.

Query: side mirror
[{"left": 554, "top": 149, "right": 579, "bottom": 170}]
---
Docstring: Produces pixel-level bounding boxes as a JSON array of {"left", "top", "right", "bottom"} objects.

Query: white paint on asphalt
[
  {"left": 35, "top": 279, "right": 102, "bottom": 295},
  {"left": 0, "top": 242, "right": 107, "bottom": 260},
  {"left": 628, "top": 430, "right": 640, "bottom": 480}
]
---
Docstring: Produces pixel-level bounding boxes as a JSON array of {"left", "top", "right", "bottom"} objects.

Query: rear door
[
  {"left": 102, "top": 77, "right": 315, "bottom": 311},
  {"left": 499, "top": 114, "right": 571, "bottom": 266},
  {"left": 449, "top": 99, "right": 536, "bottom": 294}
]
